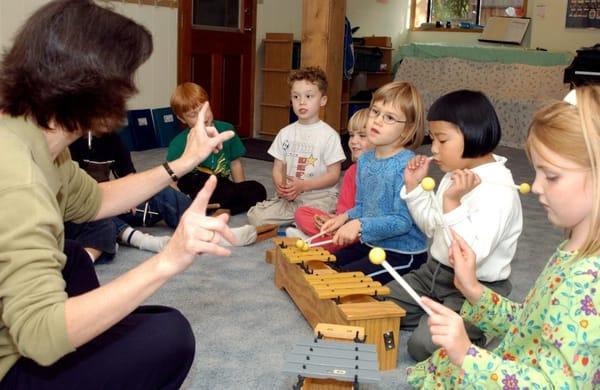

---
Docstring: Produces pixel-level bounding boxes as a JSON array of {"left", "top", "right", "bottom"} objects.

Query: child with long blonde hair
[{"left": 408, "top": 85, "right": 600, "bottom": 388}]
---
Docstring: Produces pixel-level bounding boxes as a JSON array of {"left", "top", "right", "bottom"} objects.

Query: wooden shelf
[
  {"left": 260, "top": 33, "right": 294, "bottom": 136},
  {"left": 340, "top": 38, "right": 393, "bottom": 132}
]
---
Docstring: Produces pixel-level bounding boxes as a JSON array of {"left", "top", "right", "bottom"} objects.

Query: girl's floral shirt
[{"left": 407, "top": 246, "right": 600, "bottom": 389}]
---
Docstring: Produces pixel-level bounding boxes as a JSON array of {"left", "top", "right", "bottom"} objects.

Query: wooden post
[{"left": 301, "top": 0, "right": 346, "bottom": 132}]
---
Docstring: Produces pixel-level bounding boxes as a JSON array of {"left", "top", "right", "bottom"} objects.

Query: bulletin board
[{"left": 566, "top": 0, "right": 600, "bottom": 28}]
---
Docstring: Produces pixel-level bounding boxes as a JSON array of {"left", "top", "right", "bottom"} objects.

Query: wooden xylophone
[{"left": 271, "top": 237, "right": 405, "bottom": 371}]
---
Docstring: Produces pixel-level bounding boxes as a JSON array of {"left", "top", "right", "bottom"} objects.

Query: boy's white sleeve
[
  {"left": 267, "top": 131, "right": 285, "bottom": 161},
  {"left": 400, "top": 184, "right": 438, "bottom": 238},
  {"left": 323, "top": 133, "right": 346, "bottom": 166}
]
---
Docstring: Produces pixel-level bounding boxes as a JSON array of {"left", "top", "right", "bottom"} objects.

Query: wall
[
  {"left": 346, "top": 0, "right": 409, "bottom": 48},
  {"left": 253, "top": 0, "right": 302, "bottom": 136},
  {"left": 528, "top": 0, "right": 598, "bottom": 52},
  {"left": 0, "top": 1, "right": 177, "bottom": 110},
  {"left": 408, "top": 0, "right": 599, "bottom": 53}
]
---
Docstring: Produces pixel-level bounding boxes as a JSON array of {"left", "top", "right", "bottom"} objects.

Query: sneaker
[
  {"left": 285, "top": 227, "right": 309, "bottom": 240},
  {"left": 219, "top": 224, "right": 257, "bottom": 247}
]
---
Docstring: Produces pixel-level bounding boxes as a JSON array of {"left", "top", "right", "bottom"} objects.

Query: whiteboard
[{"left": 479, "top": 17, "right": 530, "bottom": 45}]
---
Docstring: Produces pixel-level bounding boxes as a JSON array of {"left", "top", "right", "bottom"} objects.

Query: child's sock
[
  {"left": 219, "top": 224, "right": 257, "bottom": 247},
  {"left": 119, "top": 226, "right": 170, "bottom": 253}
]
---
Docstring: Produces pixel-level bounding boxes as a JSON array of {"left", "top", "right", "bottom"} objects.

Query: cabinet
[
  {"left": 340, "top": 42, "right": 393, "bottom": 132},
  {"left": 259, "top": 33, "right": 300, "bottom": 137}
]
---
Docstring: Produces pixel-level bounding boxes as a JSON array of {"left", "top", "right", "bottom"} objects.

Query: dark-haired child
[{"left": 388, "top": 90, "right": 523, "bottom": 362}]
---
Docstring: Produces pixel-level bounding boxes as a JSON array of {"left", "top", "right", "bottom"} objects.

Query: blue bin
[
  {"left": 117, "top": 124, "right": 135, "bottom": 152},
  {"left": 127, "top": 109, "right": 158, "bottom": 151},
  {"left": 152, "top": 107, "right": 181, "bottom": 147}
]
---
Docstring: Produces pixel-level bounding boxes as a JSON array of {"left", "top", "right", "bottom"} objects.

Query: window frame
[{"left": 410, "top": 0, "right": 528, "bottom": 33}]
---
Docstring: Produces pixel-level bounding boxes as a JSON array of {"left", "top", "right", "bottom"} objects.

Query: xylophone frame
[{"left": 271, "top": 238, "right": 405, "bottom": 371}]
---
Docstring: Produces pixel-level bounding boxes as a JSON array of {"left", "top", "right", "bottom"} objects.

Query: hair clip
[{"left": 563, "top": 89, "right": 577, "bottom": 106}]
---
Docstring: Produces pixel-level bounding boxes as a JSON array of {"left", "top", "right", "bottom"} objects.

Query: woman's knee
[{"left": 156, "top": 308, "right": 195, "bottom": 361}]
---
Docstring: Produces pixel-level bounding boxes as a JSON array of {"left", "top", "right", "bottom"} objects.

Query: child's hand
[
  {"left": 421, "top": 297, "right": 472, "bottom": 367},
  {"left": 444, "top": 169, "right": 481, "bottom": 206},
  {"left": 275, "top": 182, "right": 292, "bottom": 200},
  {"left": 313, "top": 213, "right": 334, "bottom": 230},
  {"left": 284, "top": 176, "right": 305, "bottom": 200},
  {"left": 320, "top": 213, "right": 348, "bottom": 235},
  {"left": 448, "top": 230, "right": 484, "bottom": 304},
  {"left": 404, "top": 155, "right": 431, "bottom": 192},
  {"left": 333, "top": 219, "right": 361, "bottom": 246}
]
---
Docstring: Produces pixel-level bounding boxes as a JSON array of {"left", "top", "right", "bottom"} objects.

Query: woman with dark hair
[{"left": 0, "top": 1, "right": 235, "bottom": 388}]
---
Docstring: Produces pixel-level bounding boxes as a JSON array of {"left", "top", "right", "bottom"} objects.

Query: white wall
[
  {"left": 0, "top": 1, "right": 177, "bottom": 110},
  {"left": 346, "top": 0, "right": 410, "bottom": 49},
  {"left": 253, "top": 0, "right": 302, "bottom": 136}
]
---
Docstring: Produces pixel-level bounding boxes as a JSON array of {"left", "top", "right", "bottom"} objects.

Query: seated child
[
  {"left": 247, "top": 66, "right": 346, "bottom": 226},
  {"left": 167, "top": 82, "right": 267, "bottom": 215},
  {"left": 286, "top": 108, "right": 372, "bottom": 251},
  {"left": 67, "top": 131, "right": 180, "bottom": 261},
  {"left": 391, "top": 90, "right": 523, "bottom": 362},
  {"left": 407, "top": 86, "right": 599, "bottom": 389},
  {"left": 320, "top": 81, "right": 429, "bottom": 284},
  {"left": 68, "top": 131, "right": 256, "bottom": 263}
]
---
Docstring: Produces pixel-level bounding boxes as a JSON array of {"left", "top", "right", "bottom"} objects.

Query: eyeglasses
[{"left": 368, "top": 107, "right": 407, "bottom": 125}]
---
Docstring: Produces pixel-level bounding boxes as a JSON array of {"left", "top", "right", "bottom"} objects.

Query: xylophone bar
[
  {"left": 286, "top": 353, "right": 378, "bottom": 371},
  {"left": 305, "top": 272, "right": 365, "bottom": 281},
  {"left": 282, "top": 362, "right": 380, "bottom": 384},
  {"left": 314, "top": 286, "right": 390, "bottom": 300},
  {"left": 309, "top": 279, "right": 376, "bottom": 288},
  {"left": 283, "top": 254, "right": 337, "bottom": 264}
]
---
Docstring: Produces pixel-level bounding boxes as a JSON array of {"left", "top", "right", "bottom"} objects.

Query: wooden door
[{"left": 178, "top": 0, "right": 256, "bottom": 138}]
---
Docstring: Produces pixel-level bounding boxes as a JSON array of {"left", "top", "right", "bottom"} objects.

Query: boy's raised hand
[
  {"left": 421, "top": 297, "right": 471, "bottom": 367},
  {"left": 159, "top": 175, "right": 236, "bottom": 277},
  {"left": 404, "top": 155, "right": 431, "bottom": 192},
  {"left": 448, "top": 229, "right": 484, "bottom": 304},
  {"left": 179, "top": 103, "right": 235, "bottom": 173}
]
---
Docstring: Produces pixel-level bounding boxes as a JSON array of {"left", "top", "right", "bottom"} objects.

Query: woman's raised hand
[
  {"left": 158, "top": 176, "right": 237, "bottom": 277},
  {"left": 178, "top": 103, "right": 235, "bottom": 173}
]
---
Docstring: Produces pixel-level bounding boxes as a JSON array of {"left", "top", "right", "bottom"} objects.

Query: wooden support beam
[{"left": 301, "top": 0, "right": 346, "bottom": 131}]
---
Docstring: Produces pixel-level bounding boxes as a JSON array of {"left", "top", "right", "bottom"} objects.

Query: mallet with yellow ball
[
  {"left": 369, "top": 248, "right": 433, "bottom": 316},
  {"left": 420, "top": 177, "right": 452, "bottom": 247},
  {"left": 295, "top": 239, "right": 310, "bottom": 251},
  {"left": 484, "top": 181, "right": 531, "bottom": 194},
  {"left": 295, "top": 230, "right": 331, "bottom": 251}
]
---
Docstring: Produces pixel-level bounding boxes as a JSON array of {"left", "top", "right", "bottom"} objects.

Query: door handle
[{"left": 244, "top": 27, "right": 253, "bottom": 32}]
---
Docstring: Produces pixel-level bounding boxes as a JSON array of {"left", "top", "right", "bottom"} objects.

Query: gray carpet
[{"left": 95, "top": 145, "right": 562, "bottom": 389}]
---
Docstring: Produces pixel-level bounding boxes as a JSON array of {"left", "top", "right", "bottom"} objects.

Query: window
[{"left": 412, "top": 0, "right": 527, "bottom": 30}]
